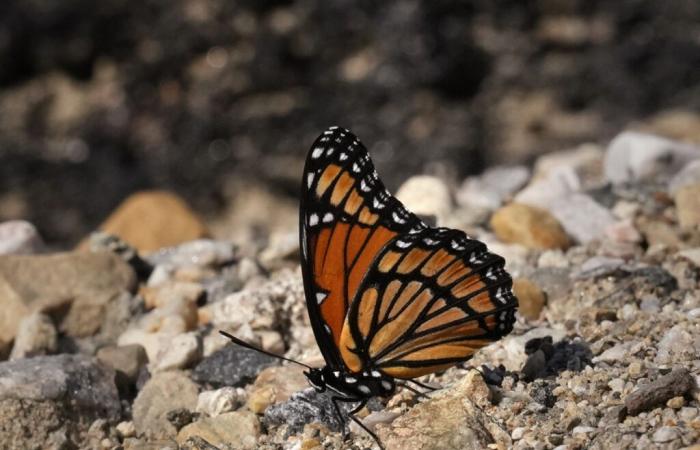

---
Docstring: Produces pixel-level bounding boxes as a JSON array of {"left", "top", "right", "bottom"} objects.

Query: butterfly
[
  {"left": 295, "top": 126, "right": 518, "bottom": 444},
  {"left": 220, "top": 126, "right": 517, "bottom": 447}
]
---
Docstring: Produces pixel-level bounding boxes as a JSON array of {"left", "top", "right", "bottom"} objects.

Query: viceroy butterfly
[{"left": 222, "top": 126, "right": 518, "bottom": 448}]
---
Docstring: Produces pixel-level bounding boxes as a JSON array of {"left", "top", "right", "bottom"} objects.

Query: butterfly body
[
  {"left": 298, "top": 126, "right": 518, "bottom": 445},
  {"left": 305, "top": 366, "right": 396, "bottom": 398}
]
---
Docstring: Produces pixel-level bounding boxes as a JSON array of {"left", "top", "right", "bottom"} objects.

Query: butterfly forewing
[
  {"left": 338, "top": 227, "right": 518, "bottom": 378},
  {"left": 300, "top": 126, "right": 426, "bottom": 369}
]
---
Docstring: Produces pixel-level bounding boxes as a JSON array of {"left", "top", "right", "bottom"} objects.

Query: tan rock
[
  {"left": 490, "top": 203, "right": 570, "bottom": 250},
  {"left": 0, "top": 251, "right": 136, "bottom": 340},
  {"left": 512, "top": 278, "right": 547, "bottom": 320},
  {"left": 247, "top": 365, "right": 308, "bottom": 414},
  {"left": 92, "top": 190, "right": 208, "bottom": 253},
  {"left": 176, "top": 411, "right": 260, "bottom": 449},
  {"left": 675, "top": 183, "right": 700, "bottom": 229},
  {"left": 132, "top": 371, "right": 198, "bottom": 439},
  {"left": 377, "top": 371, "right": 510, "bottom": 450}
]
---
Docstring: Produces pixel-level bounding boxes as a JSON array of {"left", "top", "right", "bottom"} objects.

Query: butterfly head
[{"left": 304, "top": 368, "right": 327, "bottom": 393}]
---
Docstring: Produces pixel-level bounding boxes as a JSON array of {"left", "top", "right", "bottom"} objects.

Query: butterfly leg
[
  {"left": 406, "top": 379, "right": 440, "bottom": 391},
  {"left": 396, "top": 382, "right": 431, "bottom": 400},
  {"left": 331, "top": 396, "right": 383, "bottom": 450}
]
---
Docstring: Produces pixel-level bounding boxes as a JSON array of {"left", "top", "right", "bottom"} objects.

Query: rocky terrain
[{"left": 0, "top": 129, "right": 698, "bottom": 449}]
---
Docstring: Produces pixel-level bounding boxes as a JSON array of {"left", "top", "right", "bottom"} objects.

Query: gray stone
[
  {"left": 604, "top": 131, "right": 700, "bottom": 184},
  {"left": 192, "top": 341, "right": 278, "bottom": 388},
  {"left": 0, "top": 220, "right": 45, "bottom": 255},
  {"left": 624, "top": 368, "right": 696, "bottom": 416},
  {"left": 0, "top": 355, "right": 120, "bottom": 448},
  {"left": 132, "top": 371, "right": 199, "bottom": 439},
  {"left": 9, "top": 312, "right": 57, "bottom": 360}
]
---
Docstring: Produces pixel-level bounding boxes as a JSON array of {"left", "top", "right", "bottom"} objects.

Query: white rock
[
  {"left": 0, "top": 220, "right": 45, "bottom": 255},
  {"left": 678, "top": 248, "right": 700, "bottom": 267},
  {"left": 548, "top": 194, "right": 616, "bottom": 243},
  {"left": 118, "top": 328, "right": 171, "bottom": 362},
  {"left": 652, "top": 426, "right": 678, "bottom": 443},
  {"left": 515, "top": 166, "right": 580, "bottom": 208},
  {"left": 150, "top": 332, "right": 201, "bottom": 372},
  {"left": 593, "top": 341, "right": 639, "bottom": 363},
  {"left": 605, "top": 132, "right": 700, "bottom": 185},
  {"left": 9, "top": 312, "right": 57, "bottom": 360},
  {"left": 259, "top": 231, "right": 299, "bottom": 268},
  {"left": 668, "top": 159, "right": 700, "bottom": 194},
  {"left": 197, "top": 387, "right": 242, "bottom": 417},
  {"left": 148, "top": 239, "right": 236, "bottom": 268},
  {"left": 457, "top": 166, "right": 530, "bottom": 210},
  {"left": 116, "top": 421, "right": 136, "bottom": 438},
  {"left": 511, "top": 427, "right": 526, "bottom": 440},
  {"left": 572, "top": 426, "right": 597, "bottom": 434},
  {"left": 607, "top": 378, "right": 625, "bottom": 393},
  {"left": 396, "top": 175, "right": 452, "bottom": 225},
  {"left": 533, "top": 144, "right": 604, "bottom": 184},
  {"left": 655, "top": 325, "right": 698, "bottom": 365}
]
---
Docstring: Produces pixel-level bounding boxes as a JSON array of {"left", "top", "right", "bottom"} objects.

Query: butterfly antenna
[{"left": 218, "top": 330, "right": 314, "bottom": 370}]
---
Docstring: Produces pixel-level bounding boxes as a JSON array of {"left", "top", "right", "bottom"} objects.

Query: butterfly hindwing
[
  {"left": 300, "top": 126, "right": 426, "bottom": 369},
  {"left": 338, "top": 227, "right": 518, "bottom": 378}
]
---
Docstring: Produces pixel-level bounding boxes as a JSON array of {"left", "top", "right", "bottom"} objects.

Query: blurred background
[{"left": 1, "top": 0, "right": 700, "bottom": 248}]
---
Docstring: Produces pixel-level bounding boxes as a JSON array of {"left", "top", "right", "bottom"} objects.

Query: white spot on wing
[
  {"left": 381, "top": 380, "right": 392, "bottom": 390},
  {"left": 396, "top": 240, "right": 411, "bottom": 248},
  {"left": 316, "top": 292, "right": 327, "bottom": 304},
  {"left": 392, "top": 212, "right": 406, "bottom": 224},
  {"left": 322, "top": 212, "right": 334, "bottom": 223},
  {"left": 307, "top": 173, "right": 315, "bottom": 188},
  {"left": 353, "top": 162, "right": 361, "bottom": 173},
  {"left": 361, "top": 179, "right": 371, "bottom": 192},
  {"left": 339, "top": 152, "right": 348, "bottom": 161},
  {"left": 312, "top": 147, "right": 324, "bottom": 159},
  {"left": 371, "top": 370, "right": 381, "bottom": 377},
  {"left": 358, "top": 385, "right": 371, "bottom": 395},
  {"left": 345, "top": 376, "right": 357, "bottom": 384},
  {"left": 309, "top": 214, "right": 319, "bottom": 226},
  {"left": 327, "top": 147, "right": 334, "bottom": 156}
]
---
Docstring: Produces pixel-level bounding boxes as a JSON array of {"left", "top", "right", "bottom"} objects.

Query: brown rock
[
  {"left": 490, "top": 203, "right": 570, "bottom": 250},
  {"left": 512, "top": 278, "right": 547, "bottom": 320},
  {"left": 624, "top": 368, "right": 696, "bottom": 416},
  {"left": 675, "top": 183, "right": 700, "bottom": 230},
  {"left": 96, "top": 344, "right": 148, "bottom": 383},
  {"left": 93, "top": 190, "right": 208, "bottom": 253},
  {"left": 0, "top": 251, "right": 136, "bottom": 341}
]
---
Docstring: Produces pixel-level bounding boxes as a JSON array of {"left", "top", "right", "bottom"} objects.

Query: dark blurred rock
[
  {"left": 192, "top": 343, "right": 278, "bottom": 388},
  {"left": 3, "top": 1, "right": 700, "bottom": 246},
  {"left": 624, "top": 368, "right": 695, "bottom": 416},
  {"left": 521, "top": 336, "right": 592, "bottom": 381},
  {"left": 0, "top": 354, "right": 120, "bottom": 447}
]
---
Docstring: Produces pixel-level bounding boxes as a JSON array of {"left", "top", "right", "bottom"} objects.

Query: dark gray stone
[
  {"left": 264, "top": 388, "right": 352, "bottom": 434},
  {"left": 192, "top": 344, "right": 278, "bottom": 388},
  {"left": 0, "top": 354, "right": 121, "bottom": 448}
]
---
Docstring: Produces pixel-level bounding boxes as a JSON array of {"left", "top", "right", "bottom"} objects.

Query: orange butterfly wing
[
  {"left": 338, "top": 227, "right": 518, "bottom": 378},
  {"left": 300, "top": 126, "right": 426, "bottom": 369}
]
